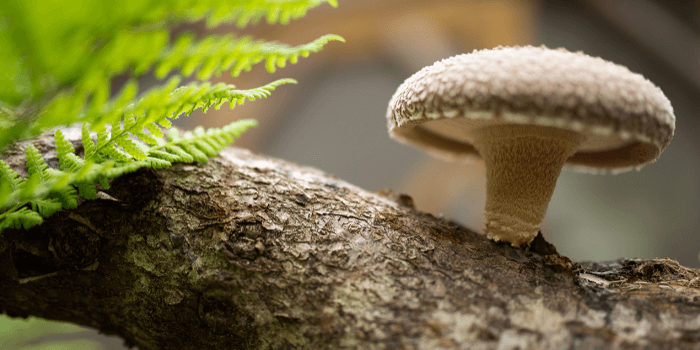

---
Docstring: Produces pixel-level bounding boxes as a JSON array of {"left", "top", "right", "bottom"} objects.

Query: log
[{"left": 1, "top": 136, "right": 699, "bottom": 349}]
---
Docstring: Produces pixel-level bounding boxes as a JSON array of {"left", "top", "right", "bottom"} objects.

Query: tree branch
[{"left": 1, "top": 138, "right": 699, "bottom": 349}]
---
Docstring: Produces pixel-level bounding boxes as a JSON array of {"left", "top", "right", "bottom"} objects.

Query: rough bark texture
[{"left": 1, "top": 136, "right": 700, "bottom": 350}]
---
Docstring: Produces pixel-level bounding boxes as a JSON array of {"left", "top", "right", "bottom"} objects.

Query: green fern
[
  {"left": 156, "top": 33, "right": 345, "bottom": 79},
  {"left": 0, "top": 0, "right": 342, "bottom": 232}
]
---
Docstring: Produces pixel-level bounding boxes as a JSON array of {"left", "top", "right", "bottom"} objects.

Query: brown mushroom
[{"left": 386, "top": 45, "right": 675, "bottom": 246}]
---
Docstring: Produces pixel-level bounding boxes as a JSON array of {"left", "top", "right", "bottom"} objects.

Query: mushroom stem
[{"left": 472, "top": 125, "right": 585, "bottom": 246}]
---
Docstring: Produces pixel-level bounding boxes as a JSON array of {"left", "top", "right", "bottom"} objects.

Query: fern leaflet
[
  {"left": 0, "top": 0, "right": 342, "bottom": 232},
  {"left": 0, "top": 207, "right": 43, "bottom": 231},
  {"left": 0, "top": 2, "right": 341, "bottom": 149},
  {"left": 156, "top": 34, "right": 344, "bottom": 79}
]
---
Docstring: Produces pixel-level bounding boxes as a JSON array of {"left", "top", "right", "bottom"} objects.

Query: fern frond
[
  {"left": 5, "top": 30, "right": 339, "bottom": 145},
  {"left": 0, "top": 0, "right": 341, "bottom": 150},
  {"left": 25, "top": 145, "right": 51, "bottom": 182},
  {"left": 260, "top": 34, "right": 345, "bottom": 74},
  {"left": 99, "top": 144, "right": 133, "bottom": 162},
  {"left": 165, "top": 78, "right": 297, "bottom": 116},
  {"left": 101, "top": 80, "right": 140, "bottom": 125},
  {"left": 145, "top": 157, "right": 173, "bottom": 169},
  {"left": 54, "top": 129, "right": 76, "bottom": 170},
  {"left": 0, "top": 0, "right": 336, "bottom": 100},
  {"left": 87, "top": 79, "right": 288, "bottom": 163},
  {"left": 51, "top": 184, "right": 79, "bottom": 210},
  {"left": 30, "top": 198, "right": 63, "bottom": 217},
  {"left": 179, "top": 144, "right": 209, "bottom": 163},
  {"left": 114, "top": 138, "right": 148, "bottom": 161},
  {"left": 82, "top": 123, "right": 97, "bottom": 161},
  {"left": 76, "top": 182, "right": 98, "bottom": 200},
  {"left": 0, "top": 160, "right": 25, "bottom": 192},
  {"left": 100, "top": 161, "right": 150, "bottom": 179},
  {"left": 150, "top": 119, "right": 258, "bottom": 161},
  {"left": 147, "top": 150, "right": 180, "bottom": 163},
  {"left": 132, "top": 129, "right": 160, "bottom": 146},
  {"left": 157, "top": 34, "right": 344, "bottom": 79},
  {"left": 0, "top": 102, "right": 17, "bottom": 129},
  {"left": 19, "top": 174, "right": 41, "bottom": 202},
  {"left": 183, "top": 0, "right": 338, "bottom": 27},
  {"left": 1, "top": 117, "right": 256, "bottom": 226},
  {"left": 163, "top": 145, "right": 194, "bottom": 163},
  {"left": 0, "top": 160, "right": 25, "bottom": 211},
  {"left": 0, "top": 174, "right": 13, "bottom": 208},
  {"left": 0, "top": 207, "right": 43, "bottom": 231},
  {"left": 1, "top": 0, "right": 340, "bottom": 232},
  {"left": 145, "top": 123, "right": 164, "bottom": 138}
]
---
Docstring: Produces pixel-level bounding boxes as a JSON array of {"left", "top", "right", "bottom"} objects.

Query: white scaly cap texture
[{"left": 387, "top": 45, "right": 675, "bottom": 173}]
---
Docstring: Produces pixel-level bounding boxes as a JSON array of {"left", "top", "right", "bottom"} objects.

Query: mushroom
[{"left": 386, "top": 45, "right": 675, "bottom": 246}]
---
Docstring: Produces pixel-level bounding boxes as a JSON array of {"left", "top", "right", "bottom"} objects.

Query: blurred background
[
  {"left": 201, "top": 0, "right": 700, "bottom": 267},
  {"left": 4, "top": 0, "right": 700, "bottom": 348}
]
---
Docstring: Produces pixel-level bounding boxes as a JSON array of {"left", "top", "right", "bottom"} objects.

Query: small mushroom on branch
[{"left": 386, "top": 45, "right": 675, "bottom": 246}]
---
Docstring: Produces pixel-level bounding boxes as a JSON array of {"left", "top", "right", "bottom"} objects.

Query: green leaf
[
  {"left": 76, "top": 182, "right": 97, "bottom": 200},
  {"left": 98, "top": 176, "right": 110, "bottom": 190},
  {"left": 133, "top": 129, "right": 160, "bottom": 146},
  {"left": 114, "top": 137, "right": 147, "bottom": 161},
  {"left": 61, "top": 153, "right": 86, "bottom": 172},
  {"left": 163, "top": 145, "right": 193, "bottom": 163},
  {"left": 25, "top": 145, "right": 50, "bottom": 182},
  {"left": 146, "top": 157, "right": 172, "bottom": 169},
  {"left": 52, "top": 185, "right": 78, "bottom": 210},
  {"left": 148, "top": 150, "right": 179, "bottom": 162},
  {"left": 19, "top": 174, "right": 41, "bottom": 202},
  {"left": 55, "top": 129, "right": 76, "bottom": 171},
  {"left": 0, "top": 208, "right": 43, "bottom": 231},
  {"left": 83, "top": 123, "right": 97, "bottom": 161},
  {"left": 145, "top": 123, "right": 164, "bottom": 138},
  {"left": 180, "top": 143, "right": 208, "bottom": 163},
  {"left": 157, "top": 33, "right": 344, "bottom": 79},
  {"left": 30, "top": 198, "right": 63, "bottom": 217},
  {"left": 100, "top": 144, "right": 132, "bottom": 162},
  {"left": 0, "top": 0, "right": 340, "bottom": 232},
  {"left": 0, "top": 160, "right": 24, "bottom": 192}
]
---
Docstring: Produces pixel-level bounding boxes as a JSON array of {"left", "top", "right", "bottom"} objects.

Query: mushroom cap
[{"left": 387, "top": 45, "right": 675, "bottom": 172}]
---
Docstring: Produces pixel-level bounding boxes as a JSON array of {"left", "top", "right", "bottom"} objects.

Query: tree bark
[{"left": 1, "top": 137, "right": 700, "bottom": 350}]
